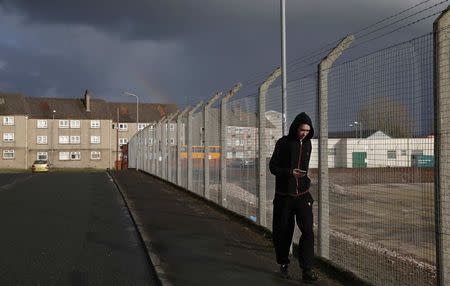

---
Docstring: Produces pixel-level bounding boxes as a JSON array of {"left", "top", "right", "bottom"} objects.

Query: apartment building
[{"left": 0, "top": 91, "right": 177, "bottom": 169}]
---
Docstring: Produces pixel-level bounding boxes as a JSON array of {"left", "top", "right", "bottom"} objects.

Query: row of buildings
[
  {"left": 0, "top": 91, "right": 177, "bottom": 169},
  {"left": 0, "top": 90, "right": 434, "bottom": 170}
]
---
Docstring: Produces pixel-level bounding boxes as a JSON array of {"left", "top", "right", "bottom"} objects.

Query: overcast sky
[{"left": 0, "top": 0, "right": 444, "bottom": 107}]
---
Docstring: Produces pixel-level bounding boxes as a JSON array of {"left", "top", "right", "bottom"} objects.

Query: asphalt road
[{"left": 0, "top": 172, "right": 158, "bottom": 286}]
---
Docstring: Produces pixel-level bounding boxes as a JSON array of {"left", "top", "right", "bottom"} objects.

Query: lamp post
[
  {"left": 350, "top": 122, "right": 362, "bottom": 139},
  {"left": 123, "top": 91, "right": 140, "bottom": 171},
  {"left": 123, "top": 92, "right": 139, "bottom": 128}
]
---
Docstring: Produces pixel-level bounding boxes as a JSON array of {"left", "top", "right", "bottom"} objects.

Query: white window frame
[
  {"left": 170, "top": 123, "right": 175, "bottom": 131},
  {"left": 90, "top": 136, "right": 101, "bottom": 144},
  {"left": 70, "top": 136, "right": 80, "bottom": 144},
  {"left": 59, "top": 136, "right": 70, "bottom": 144},
  {"left": 3, "top": 116, "right": 14, "bottom": 126},
  {"left": 118, "top": 123, "right": 128, "bottom": 131},
  {"left": 170, "top": 138, "right": 175, "bottom": 145},
  {"left": 3, "top": 149, "right": 15, "bottom": 159},
  {"left": 3, "top": 132, "right": 14, "bottom": 142},
  {"left": 138, "top": 123, "right": 148, "bottom": 131},
  {"left": 37, "top": 120, "right": 48, "bottom": 129},
  {"left": 70, "top": 151, "right": 81, "bottom": 160},
  {"left": 119, "top": 138, "right": 128, "bottom": 146},
  {"left": 70, "top": 120, "right": 80, "bottom": 129},
  {"left": 90, "top": 151, "right": 101, "bottom": 160},
  {"left": 59, "top": 120, "right": 69, "bottom": 128},
  {"left": 227, "top": 127, "right": 233, "bottom": 133},
  {"left": 90, "top": 120, "right": 100, "bottom": 128},
  {"left": 59, "top": 152, "right": 70, "bottom": 161},
  {"left": 37, "top": 135, "right": 48, "bottom": 145},
  {"left": 37, "top": 152, "right": 48, "bottom": 160},
  {"left": 149, "top": 138, "right": 153, "bottom": 145}
]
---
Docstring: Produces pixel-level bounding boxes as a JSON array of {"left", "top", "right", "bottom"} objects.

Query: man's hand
[{"left": 292, "top": 169, "right": 306, "bottom": 178}]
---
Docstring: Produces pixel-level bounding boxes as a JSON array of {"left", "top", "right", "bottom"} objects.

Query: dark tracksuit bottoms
[{"left": 272, "top": 194, "right": 314, "bottom": 270}]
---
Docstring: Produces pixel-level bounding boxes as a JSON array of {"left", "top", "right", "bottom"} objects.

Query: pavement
[
  {"left": 0, "top": 172, "right": 158, "bottom": 286},
  {"left": 109, "top": 169, "right": 350, "bottom": 286}
]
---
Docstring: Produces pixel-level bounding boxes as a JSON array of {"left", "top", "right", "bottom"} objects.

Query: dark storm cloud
[{"left": 0, "top": 0, "right": 442, "bottom": 107}]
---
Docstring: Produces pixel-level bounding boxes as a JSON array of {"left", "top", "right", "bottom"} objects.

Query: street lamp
[
  {"left": 123, "top": 92, "right": 140, "bottom": 171},
  {"left": 350, "top": 122, "right": 362, "bottom": 139},
  {"left": 123, "top": 91, "right": 139, "bottom": 128}
]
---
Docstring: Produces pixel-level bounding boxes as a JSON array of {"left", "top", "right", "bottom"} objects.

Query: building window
[
  {"left": 37, "top": 120, "right": 48, "bottom": 128},
  {"left": 37, "top": 136, "right": 48, "bottom": 145},
  {"left": 412, "top": 150, "right": 423, "bottom": 156},
  {"left": 149, "top": 138, "right": 153, "bottom": 145},
  {"left": 138, "top": 123, "right": 148, "bottom": 131},
  {"left": 70, "top": 152, "right": 81, "bottom": 160},
  {"left": 90, "top": 120, "right": 100, "bottom": 128},
  {"left": 90, "top": 136, "right": 101, "bottom": 144},
  {"left": 59, "top": 152, "right": 70, "bottom": 160},
  {"left": 227, "top": 127, "right": 233, "bottom": 133},
  {"left": 3, "top": 149, "right": 15, "bottom": 159},
  {"left": 37, "top": 152, "right": 48, "bottom": 160},
  {"left": 59, "top": 136, "right": 70, "bottom": 144},
  {"left": 3, "top": 116, "right": 14, "bottom": 126},
  {"left": 401, "top": 150, "right": 407, "bottom": 156},
  {"left": 59, "top": 120, "right": 69, "bottom": 128},
  {"left": 70, "top": 136, "right": 80, "bottom": 144},
  {"left": 149, "top": 125, "right": 154, "bottom": 130},
  {"left": 70, "top": 120, "right": 80, "bottom": 128},
  {"left": 118, "top": 123, "right": 128, "bottom": 131},
  {"left": 3, "top": 133, "right": 14, "bottom": 142},
  {"left": 387, "top": 150, "right": 397, "bottom": 159},
  {"left": 119, "top": 138, "right": 128, "bottom": 146},
  {"left": 235, "top": 127, "right": 244, "bottom": 134},
  {"left": 227, "top": 139, "right": 232, "bottom": 146},
  {"left": 91, "top": 151, "right": 101, "bottom": 160},
  {"left": 170, "top": 123, "right": 175, "bottom": 131},
  {"left": 170, "top": 138, "right": 175, "bottom": 145},
  {"left": 328, "top": 148, "right": 336, "bottom": 156}
]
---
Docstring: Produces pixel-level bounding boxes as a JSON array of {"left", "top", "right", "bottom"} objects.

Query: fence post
[
  {"left": 177, "top": 107, "right": 190, "bottom": 186},
  {"left": 434, "top": 7, "right": 450, "bottom": 286},
  {"left": 187, "top": 102, "right": 204, "bottom": 191},
  {"left": 317, "top": 35, "right": 354, "bottom": 259},
  {"left": 219, "top": 84, "right": 241, "bottom": 207},
  {"left": 155, "top": 116, "right": 166, "bottom": 177},
  {"left": 167, "top": 111, "right": 180, "bottom": 182},
  {"left": 258, "top": 68, "right": 281, "bottom": 227},
  {"left": 204, "top": 92, "right": 222, "bottom": 199}
]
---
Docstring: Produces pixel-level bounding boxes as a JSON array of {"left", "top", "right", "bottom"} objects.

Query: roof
[
  {"left": 108, "top": 102, "right": 178, "bottom": 123},
  {"left": 0, "top": 91, "right": 179, "bottom": 122},
  {"left": 25, "top": 97, "right": 111, "bottom": 119},
  {"left": 0, "top": 92, "right": 29, "bottom": 115}
]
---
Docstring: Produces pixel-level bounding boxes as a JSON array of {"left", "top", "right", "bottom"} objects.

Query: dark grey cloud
[{"left": 0, "top": 0, "right": 443, "bottom": 108}]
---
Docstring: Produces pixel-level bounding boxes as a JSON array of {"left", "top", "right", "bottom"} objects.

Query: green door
[{"left": 352, "top": 152, "right": 367, "bottom": 168}]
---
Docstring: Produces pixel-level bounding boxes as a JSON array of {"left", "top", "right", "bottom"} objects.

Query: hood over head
[{"left": 288, "top": 112, "right": 314, "bottom": 140}]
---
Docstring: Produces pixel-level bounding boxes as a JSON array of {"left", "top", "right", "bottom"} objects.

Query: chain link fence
[{"left": 127, "top": 6, "right": 450, "bottom": 286}]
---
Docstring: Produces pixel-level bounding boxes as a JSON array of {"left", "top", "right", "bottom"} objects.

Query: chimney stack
[{"left": 84, "top": 89, "right": 91, "bottom": 112}]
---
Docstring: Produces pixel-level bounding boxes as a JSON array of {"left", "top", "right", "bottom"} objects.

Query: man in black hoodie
[{"left": 269, "top": 112, "right": 318, "bottom": 282}]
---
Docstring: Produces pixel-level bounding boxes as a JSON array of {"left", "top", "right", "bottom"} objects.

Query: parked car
[
  {"left": 31, "top": 160, "right": 50, "bottom": 173},
  {"left": 240, "top": 159, "right": 255, "bottom": 167}
]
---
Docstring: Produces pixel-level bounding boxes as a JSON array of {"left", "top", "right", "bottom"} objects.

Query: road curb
[{"left": 107, "top": 171, "right": 173, "bottom": 286}]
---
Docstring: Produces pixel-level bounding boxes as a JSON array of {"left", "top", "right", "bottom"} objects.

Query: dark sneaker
[
  {"left": 279, "top": 264, "right": 290, "bottom": 279},
  {"left": 302, "top": 269, "right": 319, "bottom": 283}
]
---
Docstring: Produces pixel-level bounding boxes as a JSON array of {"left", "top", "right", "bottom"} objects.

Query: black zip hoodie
[{"left": 269, "top": 112, "right": 314, "bottom": 198}]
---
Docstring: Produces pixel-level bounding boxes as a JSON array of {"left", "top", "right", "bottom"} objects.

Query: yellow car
[{"left": 31, "top": 160, "right": 50, "bottom": 173}]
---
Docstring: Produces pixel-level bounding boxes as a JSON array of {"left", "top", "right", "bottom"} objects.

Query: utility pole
[{"left": 281, "top": 0, "right": 288, "bottom": 136}]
